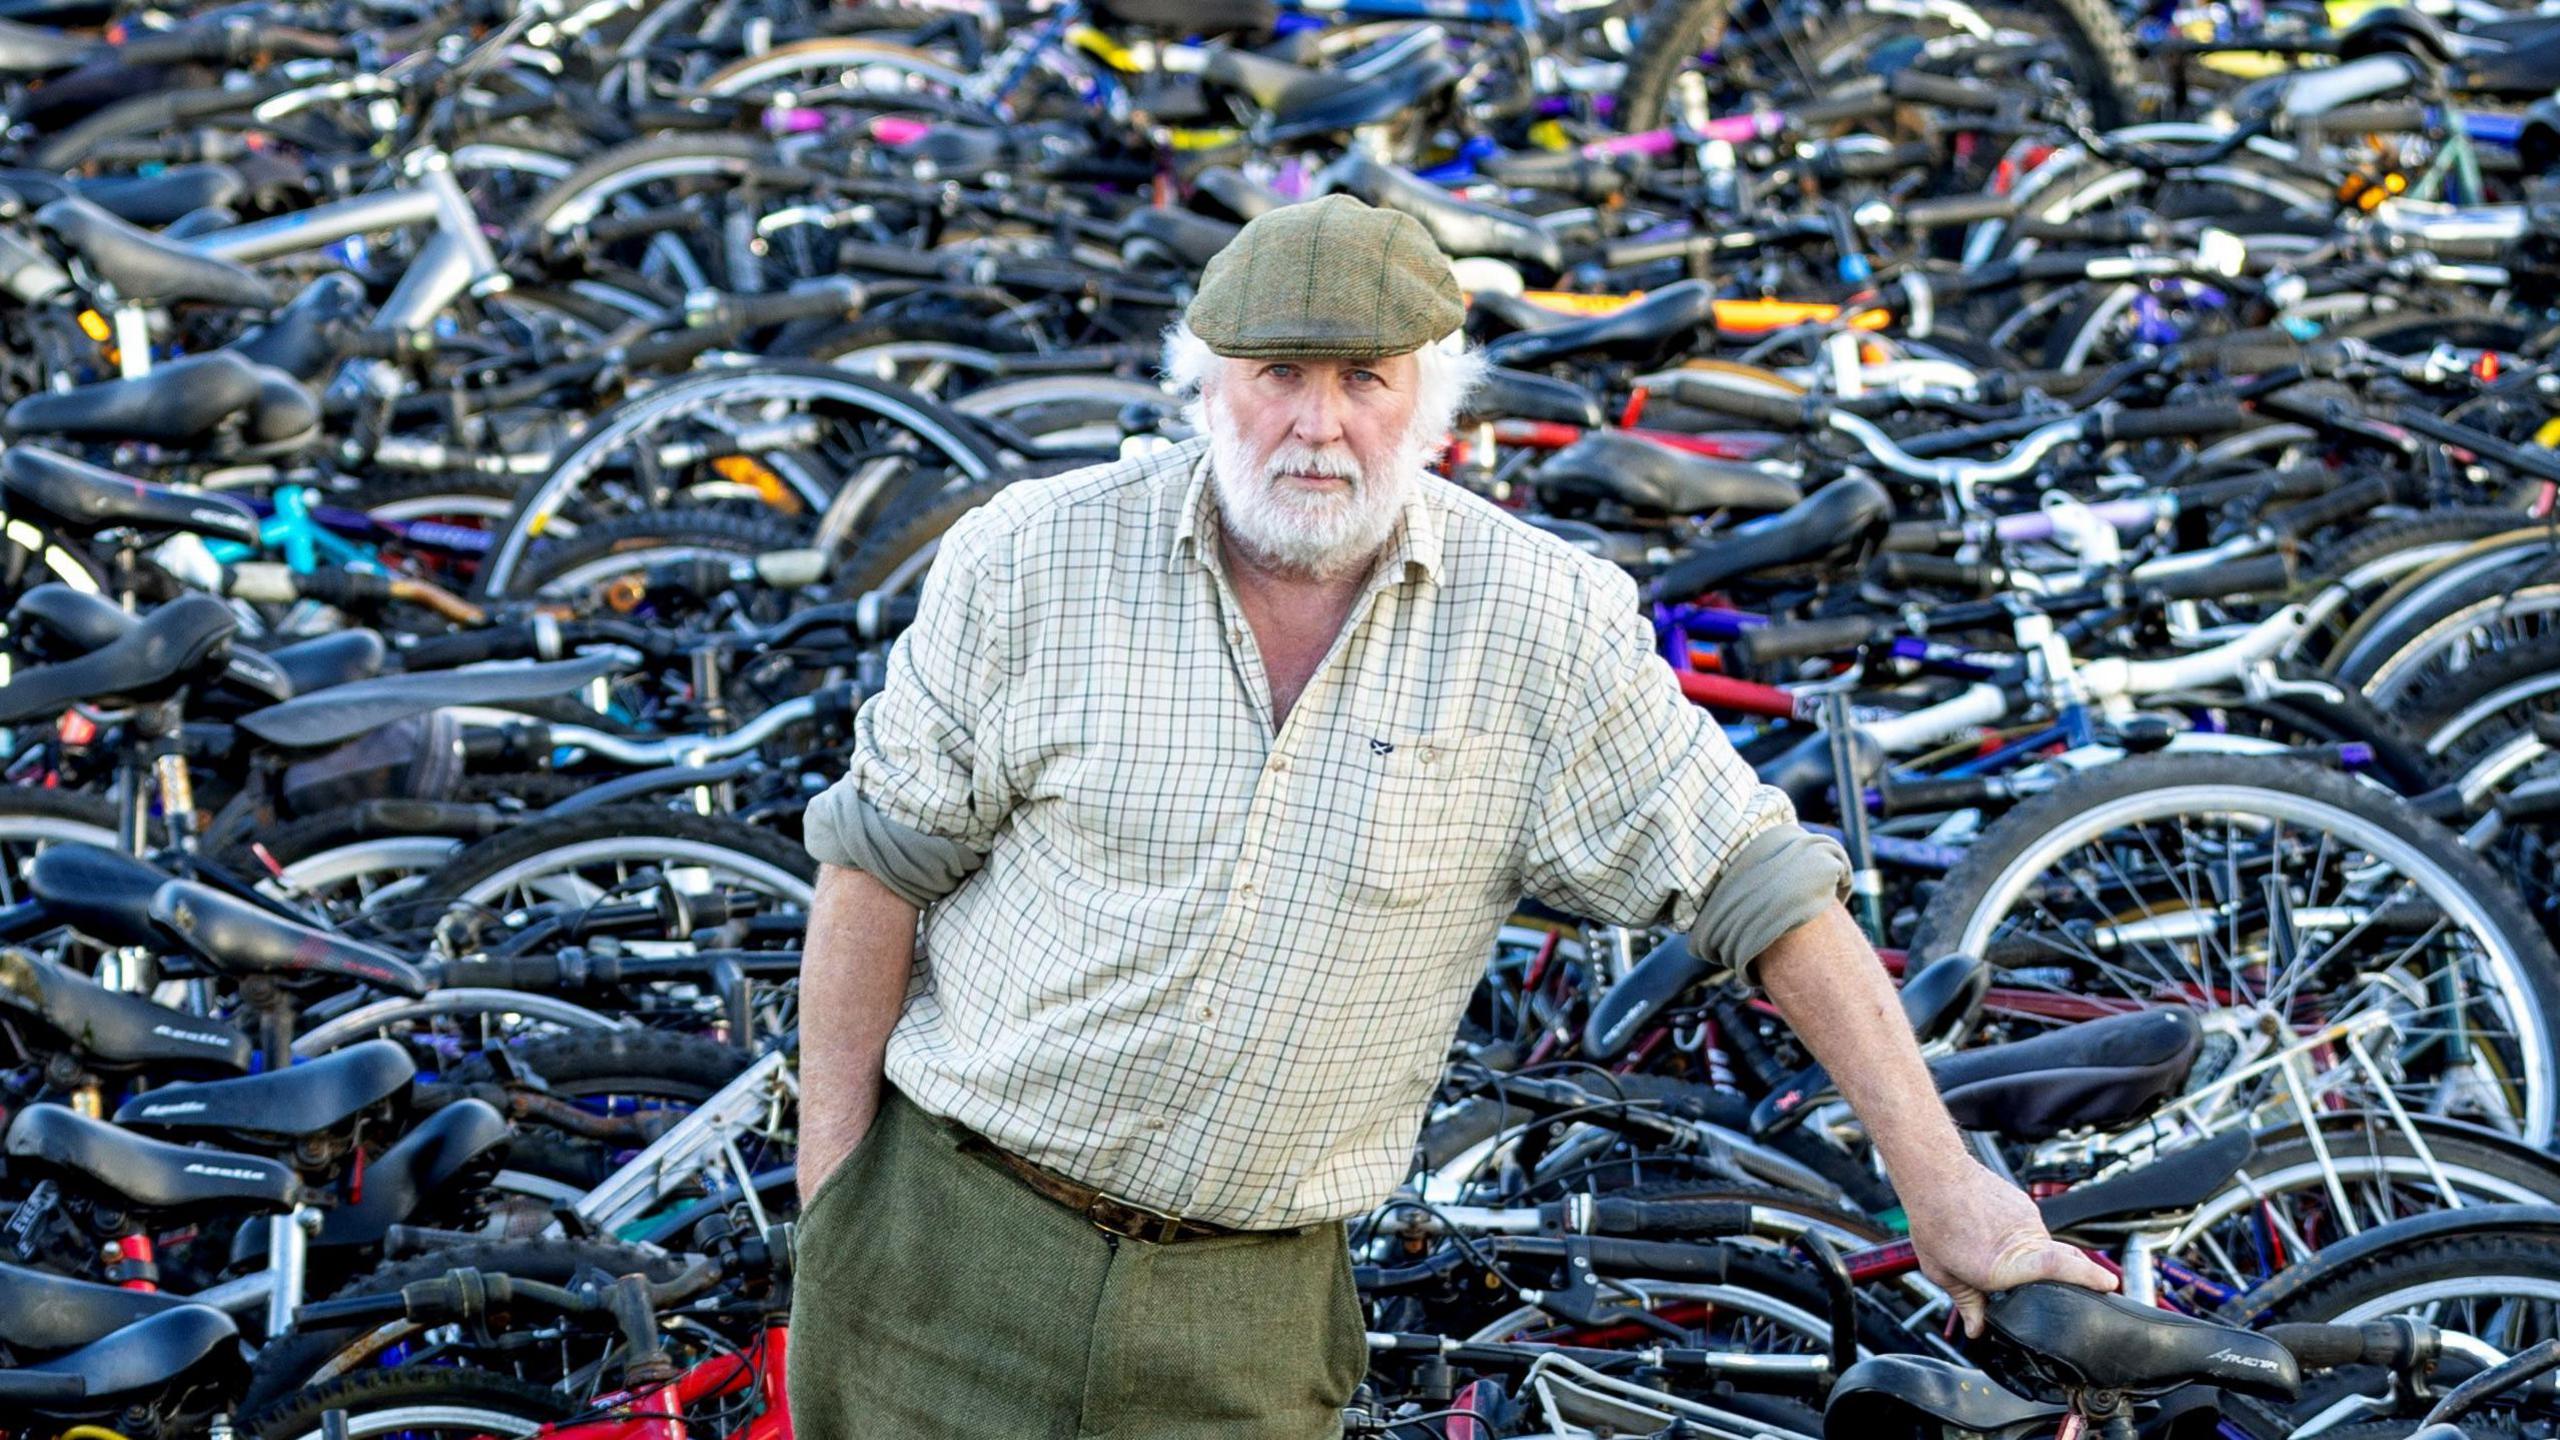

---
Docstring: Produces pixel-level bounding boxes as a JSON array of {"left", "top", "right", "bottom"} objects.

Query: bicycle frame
[{"left": 544, "top": 1326, "right": 792, "bottom": 1440}]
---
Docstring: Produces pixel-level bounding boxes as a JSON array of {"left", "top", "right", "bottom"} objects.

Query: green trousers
[{"left": 787, "top": 1089, "right": 1367, "bottom": 1439}]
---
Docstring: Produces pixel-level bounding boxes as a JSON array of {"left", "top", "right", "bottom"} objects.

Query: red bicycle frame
[{"left": 541, "top": 1324, "right": 792, "bottom": 1440}]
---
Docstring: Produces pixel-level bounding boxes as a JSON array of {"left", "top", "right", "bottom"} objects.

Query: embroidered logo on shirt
[{"left": 1369, "top": 738, "right": 1395, "bottom": 756}]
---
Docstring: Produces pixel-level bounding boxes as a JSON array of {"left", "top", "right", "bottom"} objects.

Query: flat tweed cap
[{"left": 1188, "top": 193, "right": 1464, "bottom": 359}]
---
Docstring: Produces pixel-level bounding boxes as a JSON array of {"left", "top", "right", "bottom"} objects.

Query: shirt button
[
  {"left": 1270, "top": 757, "right": 1289, "bottom": 774},
  {"left": 1145, "top": 1115, "right": 1165, "bottom": 1131},
  {"left": 1418, "top": 745, "right": 1438, "bottom": 765},
  {"left": 1237, "top": 879, "right": 1256, "bottom": 896},
  {"left": 1199, "top": 1004, "right": 1215, "bottom": 1021}
]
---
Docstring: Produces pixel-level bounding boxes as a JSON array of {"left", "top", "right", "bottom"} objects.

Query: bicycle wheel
[
  {"left": 1616, "top": 0, "right": 2137, "bottom": 134},
  {"left": 246, "top": 1369, "right": 568, "bottom": 1440},
  {"left": 1908, "top": 754, "right": 2560, "bottom": 1143},
  {"left": 2349, "top": 571, "right": 2560, "bottom": 719},
  {"left": 2406, "top": 635, "right": 2560, "bottom": 791},
  {"left": 830, "top": 472, "right": 1014, "bottom": 598},
  {"left": 2230, "top": 1225, "right": 2560, "bottom": 1345},
  {"left": 514, "top": 133, "right": 835, "bottom": 294},
  {"left": 0, "top": 788, "right": 119, "bottom": 905},
  {"left": 513, "top": 506, "right": 814, "bottom": 609},
  {"left": 479, "top": 362, "right": 999, "bottom": 597},
  {"left": 2167, "top": 1116, "right": 2560, "bottom": 1303},
  {"left": 405, "top": 803, "right": 817, "bottom": 922},
  {"left": 447, "top": 1030, "right": 782, "bottom": 1209},
  {"left": 2217, "top": 1221, "right": 2560, "bottom": 1440}
]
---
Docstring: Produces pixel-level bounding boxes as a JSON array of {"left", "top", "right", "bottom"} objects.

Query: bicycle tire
[
  {"left": 0, "top": 788, "right": 129, "bottom": 906},
  {"left": 479, "top": 362, "right": 1000, "bottom": 598},
  {"left": 515, "top": 506, "right": 814, "bottom": 602},
  {"left": 1907, "top": 754, "right": 2560, "bottom": 1143},
  {"left": 245, "top": 1368, "right": 571, "bottom": 1440},
  {"left": 2343, "top": 571, "right": 2560, "bottom": 717},
  {"left": 2306, "top": 508, "right": 2530, "bottom": 585},
  {"left": 403, "top": 803, "right": 817, "bottom": 914},
  {"left": 1615, "top": 0, "right": 2138, "bottom": 134},
  {"left": 448, "top": 1029, "right": 763, "bottom": 1191},
  {"left": 2401, "top": 633, "right": 2560, "bottom": 779},
  {"left": 830, "top": 472, "right": 1015, "bottom": 598}
]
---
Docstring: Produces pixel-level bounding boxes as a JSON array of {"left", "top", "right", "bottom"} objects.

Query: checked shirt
[{"left": 805, "top": 437, "right": 1818, "bottom": 1230}]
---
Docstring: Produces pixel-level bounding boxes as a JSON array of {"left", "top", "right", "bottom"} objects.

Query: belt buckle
[{"left": 1087, "top": 1193, "right": 1188, "bottom": 1245}]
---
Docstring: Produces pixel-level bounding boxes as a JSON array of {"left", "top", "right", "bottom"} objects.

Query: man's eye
[
  {"left": 1265, "top": 363, "right": 1297, "bottom": 379},
  {"left": 1348, "top": 369, "right": 1381, "bottom": 385}
]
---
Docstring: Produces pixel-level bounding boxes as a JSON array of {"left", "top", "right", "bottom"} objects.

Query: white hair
[
  {"left": 1158, "top": 321, "right": 1488, "bottom": 445},
  {"left": 1160, "top": 320, "right": 1487, "bottom": 579}
]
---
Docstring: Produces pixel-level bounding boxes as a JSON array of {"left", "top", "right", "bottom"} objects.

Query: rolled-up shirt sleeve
[
  {"left": 803, "top": 506, "right": 1016, "bottom": 907},
  {"left": 1521, "top": 569, "right": 1850, "bottom": 986}
]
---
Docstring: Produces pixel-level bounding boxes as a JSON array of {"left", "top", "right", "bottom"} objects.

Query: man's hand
[{"left": 1903, "top": 1159, "right": 2117, "bottom": 1336}]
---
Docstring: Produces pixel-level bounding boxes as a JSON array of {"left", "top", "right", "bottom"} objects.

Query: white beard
[{"left": 1202, "top": 396, "right": 1434, "bottom": 581}]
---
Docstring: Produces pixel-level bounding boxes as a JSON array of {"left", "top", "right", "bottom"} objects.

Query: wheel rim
[
  {"left": 449, "top": 835, "right": 815, "bottom": 914},
  {"left": 2325, "top": 1275, "right": 2560, "bottom": 1351},
  {"left": 1951, "top": 782, "right": 2555, "bottom": 1142},
  {"left": 2173, "top": 1148, "right": 2560, "bottom": 1298}
]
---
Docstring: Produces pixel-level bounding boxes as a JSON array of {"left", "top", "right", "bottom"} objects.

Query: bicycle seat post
[{"left": 2061, "top": 1387, "right": 2135, "bottom": 1440}]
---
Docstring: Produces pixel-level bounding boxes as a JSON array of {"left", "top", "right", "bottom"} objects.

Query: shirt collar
[{"left": 1167, "top": 443, "right": 1446, "bottom": 591}]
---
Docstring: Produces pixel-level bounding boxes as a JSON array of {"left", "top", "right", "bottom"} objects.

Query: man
[{"left": 790, "top": 195, "right": 2111, "bottom": 1439}]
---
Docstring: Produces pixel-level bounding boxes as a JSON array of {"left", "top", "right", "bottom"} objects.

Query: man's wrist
[{"left": 1878, "top": 1130, "right": 1983, "bottom": 1205}]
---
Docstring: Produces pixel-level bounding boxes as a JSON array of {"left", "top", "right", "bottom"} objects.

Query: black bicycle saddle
[{"left": 1980, "top": 1283, "right": 2300, "bottom": 1402}]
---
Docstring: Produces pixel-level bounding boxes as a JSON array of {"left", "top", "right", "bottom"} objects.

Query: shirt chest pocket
[{"left": 1329, "top": 728, "right": 1513, "bottom": 911}]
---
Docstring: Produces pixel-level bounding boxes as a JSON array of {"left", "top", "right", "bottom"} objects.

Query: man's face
[{"left": 1202, "top": 352, "right": 1427, "bottom": 580}]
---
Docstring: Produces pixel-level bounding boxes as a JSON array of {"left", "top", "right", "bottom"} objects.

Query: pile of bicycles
[{"left": 7, "top": 0, "right": 2560, "bottom": 1429}]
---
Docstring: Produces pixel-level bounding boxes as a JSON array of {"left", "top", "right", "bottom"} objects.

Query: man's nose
[{"left": 1288, "top": 383, "right": 1346, "bottom": 446}]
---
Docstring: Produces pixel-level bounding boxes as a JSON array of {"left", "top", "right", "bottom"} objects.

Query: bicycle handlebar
[{"left": 2265, "top": 1318, "right": 2435, "bottom": 1372}]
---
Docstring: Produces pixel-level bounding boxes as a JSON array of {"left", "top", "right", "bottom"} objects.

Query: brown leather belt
[{"left": 961, "top": 1134, "right": 1245, "bottom": 1244}]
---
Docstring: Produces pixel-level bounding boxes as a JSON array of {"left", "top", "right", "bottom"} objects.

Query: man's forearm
[
  {"left": 798, "top": 863, "right": 921, "bottom": 1204},
  {"left": 1752, "top": 905, "right": 1973, "bottom": 1197}
]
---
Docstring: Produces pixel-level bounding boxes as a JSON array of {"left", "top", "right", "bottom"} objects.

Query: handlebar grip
[
  {"left": 2266, "top": 474, "right": 2395, "bottom": 540},
  {"left": 1577, "top": 1237, "right": 1733, "bottom": 1280},
  {"left": 1899, "top": 193, "right": 2015, "bottom": 229},
  {"left": 284, "top": 569, "right": 398, "bottom": 612},
  {"left": 1884, "top": 69, "right": 2006, "bottom": 111},
  {"left": 2013, "top": 212, "right": 2163, "bottom": 247},
  {"left": 1583, "top": 1198, "right": 1755, "bottom": 1238},
  {"left": 2497, "top": 776, "right": 2560, "bottom": 823},
  {"left": 1682, "top": 385, "right": 1814, "bottom": 430},
  {"left": 857, "top": 591, "right": 920, "bottom": 642},
  {"left": 2151, "top": 553, "right": 2295, "bottom": 602},
  {"left": 1880, "top": 553, "right": 2004, "bottom": 594},
  {"left": 1792, "top": 77, "right": 1893, "bottom": 127},
  {"left": 2266, "top": 1319, "right": 2428, "bottom": 1371},
  {"left": 397, "top": 623, "right": 539, "bottom": 670},
  {"left": 690, "top": 277, "right": 865, "bottom": 331},
  {"left": 112, "top": 25, "right": 230, "bottom": 65},
  {"left": 2099, "top": 402, "right": 2252, "bottom": 444},
  {"left": 2318, "top": 103, "right": 2429, "bottom": 133},
  {"left": 576, "top": 206, "right": 706, "bottom": 250},
  {"left": 294, "top": 1292, "right": 413, "bottom": 1329},
  {"left": 2175, "top": 333, "right": 2323, "bottom": 375},
  {"left": 1877, "top": 775, "right": 2003, "bottom": 816},
  {"left": 2171, "top": 466, "right": 2333, "bottom": 512},
  {"left": 223, "top": 562, "right": 301, "bottom": 604},
  {"left": 1481, "top": 151, "right": 1630, "bottom": 199},
  {"left": 1884, "top": 520, "right": 1962, "bottom": 553},
  {"left": 755, "top": 549, "right": 829, "bottom": 589},
  {"left": 438, "top": 954, "right": 571, "bottom": 990},
  {"left": 1806, "top": 140, "right": 1934, "bottom": 181},
  {"left": 1730, "top": 614, "right": 1880, "bottom": 665}
]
